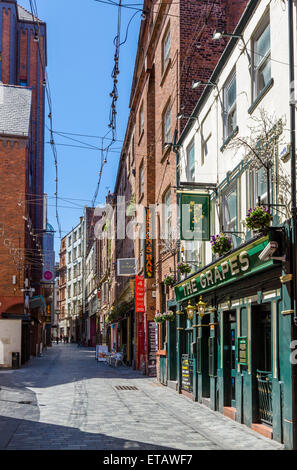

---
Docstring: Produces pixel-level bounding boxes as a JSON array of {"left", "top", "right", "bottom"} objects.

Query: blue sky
[{"left": 19, "top": 0, "right": 141, "bottom": 257}]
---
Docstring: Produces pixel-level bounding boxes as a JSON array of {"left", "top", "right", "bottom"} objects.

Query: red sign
[
  {"left": 135, "top": 275, "right": 145, "bottom": 313},
  {"left": 97, "top": 288, "right": 101, "bottom": 299}
]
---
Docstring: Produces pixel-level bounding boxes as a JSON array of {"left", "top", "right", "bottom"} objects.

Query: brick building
[
  {"left": 111, "top": 0, "right": 250, "bottom": 376},
  {"left": 0, "top": 2, "right": 47, "bottom": 366}
]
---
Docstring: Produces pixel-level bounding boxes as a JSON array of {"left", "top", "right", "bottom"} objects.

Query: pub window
[
  {"left": 253, "top": 18, "right": 271, "bottom": 99},
  {"left": 223, "top": 70, "right": 237, "bottom": 139},
  {"left": 223, "top": 183, "right": 237, "bottom": 233},
  {"left": 201, "top": 111, "right": 212, "bottom": 166},
  {"left": 186, "top": 140, "right": 195, "bottom": 182}
]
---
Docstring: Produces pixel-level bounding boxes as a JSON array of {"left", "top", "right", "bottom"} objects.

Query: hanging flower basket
[
  {"left": 154, "top": 312, "right": 165, "bottom": 323},
  {"left": 211, "top": 233, "right": 232, "bottom": 257},
  {"left": 177, "top": 262, "right": 191, "bottom": 275},
  {"left": 163, "top": 274, "right": 176, "bottom": 287},
  {"left": 162, "top": 311, "right": 175, "bottom": 321},
  {"left": 245, "top": 206, "right": 272, "bottom": 232}
]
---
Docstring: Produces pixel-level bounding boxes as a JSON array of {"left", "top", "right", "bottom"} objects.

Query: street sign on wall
[
  {"left": 180, "top": 192, "right": 210, "bottom": 241},
  {"left": 144, "top": 208, "right": 154, "bottom": 279},
  {"left": 135, "top": 275, "right": 145, "bottom": 313},
  {"left": 117, "top": 258, "right": 137, "bottom": 276}
]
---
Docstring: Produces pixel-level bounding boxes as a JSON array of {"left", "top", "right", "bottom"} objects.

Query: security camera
[{"left": 258, "top": 241, "right": 285, "bottom": 262}]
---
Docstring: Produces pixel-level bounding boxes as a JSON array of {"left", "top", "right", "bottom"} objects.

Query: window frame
[
  {"left": 223, "top": 70, "right": 237, "bottom": 139},
  {"left": 162, "top": 26, "right": 171, "bottom": 73},
  {"left": 139, "top": 103, "right": 144, "bottom": 136},
  {"left": 252, "top": 18, "right": 271, "bottom": 100},
  {"left": 139, "top": 160, "right": 144, "bottom": 197},
  {"left": 186, "top": 139, "right": 195, "bottom": 182},
  {"left": 163, "top": 101, "right": 171, "bottom": 146},
  {"left": 223, "top": 183, "right": 238, "bottom": 233},
  {"left": 163, "top": 188, "right": 172, "bottom": 241}
]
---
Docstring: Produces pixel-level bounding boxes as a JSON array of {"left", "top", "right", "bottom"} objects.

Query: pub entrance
[
  {"left": 253, "top": 304, "right": 272, "bottom": 426},
  {"left": 223, "top": 311, "right": 237, "bottom": 409}
]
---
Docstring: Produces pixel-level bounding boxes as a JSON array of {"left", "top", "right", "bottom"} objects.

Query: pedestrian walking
[{"left": 56, "top": 336, "right": 59, "bottom": 344}]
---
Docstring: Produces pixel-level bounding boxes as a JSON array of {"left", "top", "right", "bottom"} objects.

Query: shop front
[{"left": 175, "top": 233, "right": 293, "bottom": 447}]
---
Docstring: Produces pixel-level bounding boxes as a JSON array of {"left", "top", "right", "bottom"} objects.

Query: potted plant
[
  {"left": 154, "top": 312, "right": 165, "bottom": 323},
  {"left": 245, "top": 206, "right": 272, "bottom": 232},
  {"left": 163, "top": 274, "right": 176, "bottom": 287},
  {"left": 177, "top": 262, "right": 191, "bottom": 275},
  {"left": 211, "top": 233, "right": 232, "bottom": 257},
  {"left": 162, "top": 311, "right": 175, "bottom": 321}
]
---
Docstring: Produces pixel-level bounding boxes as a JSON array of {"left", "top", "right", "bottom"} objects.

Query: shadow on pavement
[{"left": 0, "top": 414, "right": 174, "bottom": 450}]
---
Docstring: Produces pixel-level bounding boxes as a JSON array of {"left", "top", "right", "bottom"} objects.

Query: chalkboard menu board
[
  {"left": 238, "top": 336, "right": 248, "bottom": 366},
  {"left": 181, "top": 354, "right": 193, "bottom": 392},
  {"left": 147, "top": 321, "right": 157, "bottom": 377}
]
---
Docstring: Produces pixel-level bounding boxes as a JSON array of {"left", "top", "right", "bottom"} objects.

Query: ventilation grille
[{"left": 114, "top": 385, "right": 139, "bottom": 391}]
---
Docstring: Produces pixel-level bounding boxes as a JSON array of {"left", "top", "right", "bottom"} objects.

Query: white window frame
[
  {"left": 223, "top": 183, "right": 237, "bottom": 232},
  {"left": 253, "top": 18, "right": 271, "bottom": 99},
  {"left": 163, "top": 189, "right": 172, "bottom": 240},
  {"left": 186, "top": 140, "right": 195, "bottom": 182},
  {"left": 139, "top": 103, "right": 144, "bottom": 136},
  {"left": 223, "top": 70, "right": 237, "bottom": 139}
]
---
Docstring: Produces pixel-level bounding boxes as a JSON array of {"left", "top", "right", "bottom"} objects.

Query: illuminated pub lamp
[
  {"left": 185, "top": 301, "right": 195, "bottom": 321},
  {"left": 196, "top": 296, "right": 207, "bottom": 318}
]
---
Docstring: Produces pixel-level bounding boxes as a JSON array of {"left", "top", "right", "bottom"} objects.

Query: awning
[{"left": 30, "top": 295, "right": 46, "bottom": 312}]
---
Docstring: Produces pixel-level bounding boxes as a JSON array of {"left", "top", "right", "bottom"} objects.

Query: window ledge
[
  {"left": 160, "top": 58, "right": 171, "bottom": 87},
  {"left": 220, "top": 126, "right": 239, "bottom": 152},
  {"left": 138, "top": 129, "right": 144, "bottom": 145},
  {"left": 248, "top": 78, "right": 274, "bottom": 115},
  {"left": 161, "top": 144, "right": 171, "bottom": 162}
]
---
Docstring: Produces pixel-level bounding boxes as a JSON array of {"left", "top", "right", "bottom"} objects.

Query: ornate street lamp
[
  {"left": 196, "top": 296, "right": 207, "bottom": 318},
  {"left": 185, "top": 300, "right": 195, "bottom": 321}
]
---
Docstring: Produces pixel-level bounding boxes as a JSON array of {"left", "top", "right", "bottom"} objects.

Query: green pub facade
[{"left": 173, "top": 231, "right": 294, "bottom": 448}]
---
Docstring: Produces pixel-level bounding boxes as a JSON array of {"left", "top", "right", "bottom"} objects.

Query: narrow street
[{"left": 0, "top": 345, "right": 283, "bottom": 451}]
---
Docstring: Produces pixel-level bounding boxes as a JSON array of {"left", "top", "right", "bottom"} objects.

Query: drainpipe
[{"left": 288, "top": 0, "right": 297, "bottom": 450}]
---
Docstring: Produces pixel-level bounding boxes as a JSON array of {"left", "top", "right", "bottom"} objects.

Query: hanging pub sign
[
  {"left": 117, "top": 258, "right": 138, "bottom": 276},
  {"left": 144, "top": 207, "right": 154, "bottom": 278},
  {"left": 180, "top": 192, "right": 210, "bottom": 241},
  {"left": 135, "top": 275, "right": 145, "bottom": 313}
]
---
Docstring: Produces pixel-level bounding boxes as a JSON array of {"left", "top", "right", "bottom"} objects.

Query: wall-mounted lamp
[
  {"left": 185, "top": 300, "right": 195, "bottom": 321},
  {"left": 192, "top": 80, "right": 217, "bottom": 90},
  {"left": 196, "top": 296, "right": 207, "bottom": 318},
  {"left": 177, "top": 113, "right": 198, "bottom": 121},
  {"left": 212, "top": 30, "right": 243, "bottom": 41}
]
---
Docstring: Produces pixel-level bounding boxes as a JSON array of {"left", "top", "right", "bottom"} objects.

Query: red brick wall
[
  {"left": 2, "top": 7, "right": 11, "bottom": 84},
  {"left": 0, "top": 138, "right": 27, "bottom": 315}
]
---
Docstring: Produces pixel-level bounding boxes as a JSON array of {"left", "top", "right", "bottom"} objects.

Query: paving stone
[{"left": 0, "top": 344, "right": 284, "bottom": 450}]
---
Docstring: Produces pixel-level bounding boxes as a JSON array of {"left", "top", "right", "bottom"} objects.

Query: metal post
[{"left": 288, "top": 0, "right": 297, "bottom": 450}]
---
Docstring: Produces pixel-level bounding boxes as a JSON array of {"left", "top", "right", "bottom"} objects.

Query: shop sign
[
  {"left": 175, "top": 236, "right": 274, "bottom": 302},
  {"left": 144, "top": 208, "right": 154, "bottom": 278},
  {"left": 117, "top": 258, "right": 137, "bottom": 276},
  {"left": 135, "top": 275, "right": 145, "bottom": 313},
  {"left": 180, "top": 193, "right": 210, "bottom": 241},
  {"left": 238, "top": 337, "right": 248, "bottom": 366}
]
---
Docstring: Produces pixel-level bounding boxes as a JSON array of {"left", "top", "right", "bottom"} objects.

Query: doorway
[
  {"left": 253, "top": 304, "right": 272, "bottom": 426},
  {"left": 223, "top": 311, "right": 237, "bottom": 408}
]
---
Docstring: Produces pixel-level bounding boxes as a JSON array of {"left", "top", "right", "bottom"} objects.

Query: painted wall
[{"left": 0, "top": 319, "right": 22, "bottom": 367}]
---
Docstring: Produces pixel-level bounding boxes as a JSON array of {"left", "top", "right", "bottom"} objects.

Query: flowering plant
[
  {"left": 245, "top": 206, "right": 272, "bottom": 231},
  {"left": 211, "top": 233, "right": 232, "bottom": 256},
  {"left": 162, "top": 311, "right": 175, "bottom": 321},
  {"left": 154, "top": 312, "right": 165, "bottom": 323},
  {"left": 163, "top": 274, "right": 176, "bottom": 287},
  {"left": 177, "top": 262, "right": 191, "bottom": 275}
]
